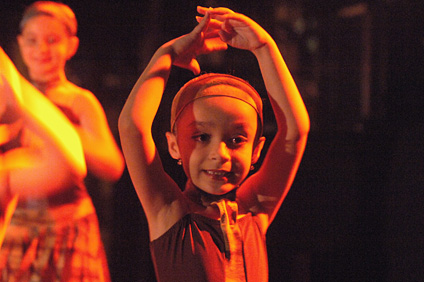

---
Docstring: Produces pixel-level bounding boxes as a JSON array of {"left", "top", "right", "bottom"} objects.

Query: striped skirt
[{"left": 0, "top": 202, "right": 110, "bottom": 282}]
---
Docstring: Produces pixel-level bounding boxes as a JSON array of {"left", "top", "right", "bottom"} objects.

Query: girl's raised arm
[
  {"left": 118, "top": 13, "right": 227, "bottom": 239},
  {"left": 250, "top": 34, "right": 310, "bottom": 225},
  {"left": 118, "top": 43, "right": 183, "bottom": 239},
  {"left": 199, "top": 7, "right": 310, "bottom": 227}
]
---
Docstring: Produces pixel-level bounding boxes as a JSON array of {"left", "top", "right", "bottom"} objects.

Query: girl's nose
[{"left": 209, "top": 141, "right": 230, "bottom": 163}]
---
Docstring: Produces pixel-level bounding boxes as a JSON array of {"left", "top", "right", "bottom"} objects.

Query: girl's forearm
[
  {"left": 120, "top": 45, "right": 174, "bottom": 135},
  {"left": 253, "top": 38, "right": 310, "bottom": 141}
]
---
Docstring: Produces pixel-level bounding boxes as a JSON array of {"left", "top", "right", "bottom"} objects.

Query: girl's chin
[
  {"left": 189, "top": 178, "right": 238, "bottom": 195},
  {"left": 196, "top": 185, "right": 238, "bottom": 196}
]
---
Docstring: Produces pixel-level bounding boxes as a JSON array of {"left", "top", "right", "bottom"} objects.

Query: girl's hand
[
  {"left": 197, "top": 6, "right": 272, "bottom": 53},
  {"left": 168, "top": 11, "right": 228, "bottom": 74}
]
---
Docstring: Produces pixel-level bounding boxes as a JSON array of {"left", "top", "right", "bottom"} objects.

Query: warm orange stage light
[
  {"left": 1, "top": 47, "right": 87, "bottom": 244},
  {"left": 0, "top": 47, "right": 86, "bottom": 176}
]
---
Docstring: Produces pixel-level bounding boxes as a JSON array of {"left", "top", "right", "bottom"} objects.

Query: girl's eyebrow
[
  {"left": 188, "top": 121, "right": 214, "bottom": 128},
  {"left": 188, "top": 121, "right": 252, "bottom": 135}
]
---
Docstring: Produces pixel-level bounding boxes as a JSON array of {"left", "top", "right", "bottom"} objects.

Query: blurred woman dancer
[{"left": 0, "top": 2, "right": 124, "bottom": 281}]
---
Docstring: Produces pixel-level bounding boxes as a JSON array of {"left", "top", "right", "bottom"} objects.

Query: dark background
[{"left": 1, "top": 0, "right": 423, "bottom": 281}]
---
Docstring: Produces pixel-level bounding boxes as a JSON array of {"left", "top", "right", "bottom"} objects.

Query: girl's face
[
  {"left": 168, "top": 86, "right": 264, "bottom": 195},
  {"left": 17, "top": 15, "right": 78, "bottom": 83}
]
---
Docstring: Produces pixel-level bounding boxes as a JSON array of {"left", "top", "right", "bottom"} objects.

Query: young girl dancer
[{"left": 119, "top": 6, "right": 309, "bottom": 281}]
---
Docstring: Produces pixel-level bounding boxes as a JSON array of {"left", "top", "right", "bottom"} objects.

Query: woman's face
[
  {"left": 18, "top": 15, "right": 77, "bottom": 83},
  {"left": 170, "top": 86, "right": 263, "bottom": 195}
]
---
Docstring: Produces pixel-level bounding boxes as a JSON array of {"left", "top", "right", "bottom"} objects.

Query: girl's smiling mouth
[{"left": 204, "top": 169, "right": 230, "bottom": 180}]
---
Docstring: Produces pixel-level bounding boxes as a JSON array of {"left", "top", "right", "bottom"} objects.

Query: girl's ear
[
  {"left": 166, "top": 131, "right": 181, "bottom": 160},
  {"left": 252, "top": 136, "right": 266, "bottom": 164},
  {"left": 66, "top": 36, "right": 79, "bottom": 60}
]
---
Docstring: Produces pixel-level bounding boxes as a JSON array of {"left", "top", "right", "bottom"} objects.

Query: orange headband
[{"left": 170, "top": 73, "right": 263, "bottom": 134}]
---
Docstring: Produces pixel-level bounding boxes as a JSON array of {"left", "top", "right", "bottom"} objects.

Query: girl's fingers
[
  {"left": 196, "top": 16, "right": 223, "bottom": 30},
  {"left": 203, "top": 37, "right": 228, "bottom": 52},
  {"left": 195, "top": 18, "right": 224, "bottom": 41},
  {"left": 188, "top": 59, "right": 201, "bottom": 75},
  {"left": 203, "top": 29, "right": 222, "bottom": 40},
  {"left": 197, "top": 6, "right": 236, "bottom": 23},
  {"left": 201, "top": 13, "right": 230, "bottom": 23},
  {"left": 197, "top": 6, "right": 234, "bottom": 16},
  {"left": 197, "top": 10, "right": 248, "bottom": 34},
  {"left": 192, "top": 11, "right": 211, "bottom": 33},
  {"left": 218, "top": 30, "right": 233, "bottom": 43}
]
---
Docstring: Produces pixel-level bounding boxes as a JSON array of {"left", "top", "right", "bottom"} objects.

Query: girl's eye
[
  {"left": 229, "top": 136, "right": 247, "bottom": 147},
  {"left": 193, "top": 134, "right": 210, "bottom": 142}
]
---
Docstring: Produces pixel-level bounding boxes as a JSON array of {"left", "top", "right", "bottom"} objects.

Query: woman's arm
[
  {"left": 0, "top": 47, "right": 86, "bottom": 198},
  {"left": 68, "top": 88, "right": 125, "bottom": 182}
]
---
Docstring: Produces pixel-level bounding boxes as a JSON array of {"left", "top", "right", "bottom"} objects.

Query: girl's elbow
[
  {"left": 299, "top": 112, "right": 311, "bottom": 136},
  {"left": 118, "top": 108, "right": 146, "bottom": 136},
  {"left": 300, "top": 122, "right": 310, "bottom": 139},
  {"left": 286, "top": 123, "right": 310, "bottom": 143},
  {"left": 293, "top": 116, "right": 310, "bottom": 142}
]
